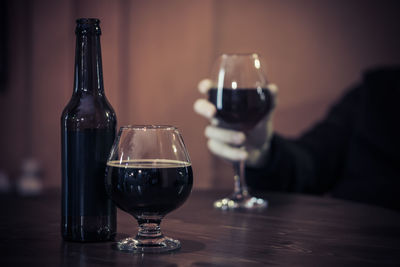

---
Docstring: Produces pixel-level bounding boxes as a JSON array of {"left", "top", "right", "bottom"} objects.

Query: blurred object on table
[
  {"left": 16, "top": 158, "right": 43, "bottom": 196},
  {"left": 0, "top": 170, "right": 11, "bottom": 194}
]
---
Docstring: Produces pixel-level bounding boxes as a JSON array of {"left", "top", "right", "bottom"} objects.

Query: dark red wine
[
  {"left": 105, "top": 160, "right": 193, "bottom": 218},
  {"left": 208, "top": 88, "right": 273, "bottom": 131},
  {"left": 61, "top": 129, "right": 116, "bottom": 241}
]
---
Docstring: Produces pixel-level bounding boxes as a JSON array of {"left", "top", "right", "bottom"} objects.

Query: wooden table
[{"left": 0, "top": 190, "right": 399, "bottom": 266}]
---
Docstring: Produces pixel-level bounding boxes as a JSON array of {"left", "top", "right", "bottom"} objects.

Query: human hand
[{"left": 193, "top": 79, "right": 278, "bottom": 167}]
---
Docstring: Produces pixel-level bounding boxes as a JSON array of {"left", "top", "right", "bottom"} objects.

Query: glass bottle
[{"left": 61, "top": 18, "right": 117, "bottom": 242}]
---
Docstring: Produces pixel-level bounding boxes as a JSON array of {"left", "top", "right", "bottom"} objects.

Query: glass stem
[
  {"left": 232, "top": 160, "right": 249, "bottom": 200},
  {"left": 136, "top": 219, "right": 163, "bottom": 240}
]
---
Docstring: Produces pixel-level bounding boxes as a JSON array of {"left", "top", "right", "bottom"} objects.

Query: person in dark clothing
[{"left": 194, "top": 66, "right": 400, "bottom": 211}]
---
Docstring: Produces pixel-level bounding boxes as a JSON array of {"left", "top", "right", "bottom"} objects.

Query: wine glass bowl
[
  {"left": 105, "top": 125, "right": 193, "bottom": 253},
  {"left": 208, "top": 53, "right": 274, "bottom": 210}
]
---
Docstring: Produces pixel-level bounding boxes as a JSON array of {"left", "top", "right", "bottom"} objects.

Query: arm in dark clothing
[{"left": 246, "top": 86, "right": 361, "bottom": 194}]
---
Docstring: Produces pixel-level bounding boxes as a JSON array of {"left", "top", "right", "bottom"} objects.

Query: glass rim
[
  {"left": 220, "top": 52, "right": 261, "bottom": 57},
  {"left": 119, "top": 125, "right": 178, "bottom": 131}
]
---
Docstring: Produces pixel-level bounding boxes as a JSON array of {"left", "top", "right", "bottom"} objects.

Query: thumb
[{"left": 198, "top": 79, "right": 213, "bottom": 94}]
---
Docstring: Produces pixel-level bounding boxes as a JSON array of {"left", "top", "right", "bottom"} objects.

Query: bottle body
[{"left": 61, "top": 18, "right": 116, "bottom": 242}]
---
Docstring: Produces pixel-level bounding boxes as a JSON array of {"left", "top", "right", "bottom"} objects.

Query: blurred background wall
[{"left": 0, "top": 0, "right": 399, "bottom": 191}]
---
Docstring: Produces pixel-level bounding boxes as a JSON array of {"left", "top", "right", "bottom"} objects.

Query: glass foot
[
  {"left": 214, "top": 195, "right": 267, "bottom": 210},
  {"left": 116, "top": 236, "right": 181, "bottom": 253}
]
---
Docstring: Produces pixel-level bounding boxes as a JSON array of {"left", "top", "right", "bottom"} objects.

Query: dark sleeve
[{"left": 246, "top": 85, "right": 360, "bottom": 194}]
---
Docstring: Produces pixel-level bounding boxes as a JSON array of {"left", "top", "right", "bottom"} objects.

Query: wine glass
[
  {"left": 105, "top": 125, "right": 193, "bottom": 253},
  {"left": 208, "top": 53, "right": 274, "bottom": 210}
]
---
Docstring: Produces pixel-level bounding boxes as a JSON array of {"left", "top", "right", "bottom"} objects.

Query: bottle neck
[{"left": 74, "top": 31, "right": 104, "bottom": 95}]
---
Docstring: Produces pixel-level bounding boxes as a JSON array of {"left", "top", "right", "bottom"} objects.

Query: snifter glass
[
  {"left": 105, "top": 125, "right": 193, "bottom": 253},
  {"left": 209, "top": 53, "right": 274, "bottom": 210}
]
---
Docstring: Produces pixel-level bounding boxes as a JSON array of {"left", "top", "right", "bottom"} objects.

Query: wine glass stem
[{"left": 232, "top": 160, "right": 249, "bottom": 200}]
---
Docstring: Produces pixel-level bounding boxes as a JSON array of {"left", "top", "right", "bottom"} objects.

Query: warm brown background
[{"left": 1, "top": 0, "right": 399, "bottom": 190}]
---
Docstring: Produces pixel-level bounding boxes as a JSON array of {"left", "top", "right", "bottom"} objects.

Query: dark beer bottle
[{"left": 61, "top": 18, "right": 117, "bottom": 242}]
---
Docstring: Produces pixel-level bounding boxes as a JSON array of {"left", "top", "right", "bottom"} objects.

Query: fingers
[
  {"left": 194, "top": 79, "right": 215, "bottom": 119},
  {"left": 198, "top": 79, "right": 213, "bottom": 94},
  {"left": 205, "top": 126, "right": 247, "bottom": 161},
  {"left": 205, "top": 125, "right": 245, "bottom": 145},
  {"left": 194, "top": 99, "right": 216, "bottom": 119},
  {"left": 205, "top": 125, "right": 247, "bottom": 162},
  {"left": 267, "top": 83, "right": 278, "bottom": 95},
  {"left": 267, "top": 83, "right": 278, "bottom": 108},
  {"left": 194, "top": 79, "right": 278, "bottom": 164},
  {"left": 207, "top": 139, "right": 248, "bottom": 161}
]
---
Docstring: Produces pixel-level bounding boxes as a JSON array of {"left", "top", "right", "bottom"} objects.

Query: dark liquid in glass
[
  {"left": 105, "top": 160, "right": 193, "bottom": 218},
  {"left": 208, "top": 88, "right": 273, "bottom": 131}
]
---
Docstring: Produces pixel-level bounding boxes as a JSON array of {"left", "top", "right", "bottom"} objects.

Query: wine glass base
[
  {"left": 214, "top": 195, "right": 268, "bottom": 210},
  {"left": 116, "top": 236, "right": 181, "bottom": 253}
]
